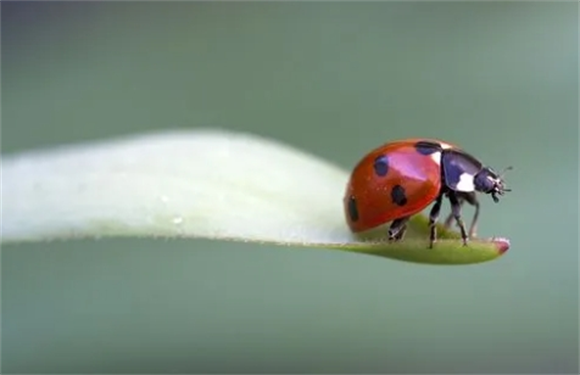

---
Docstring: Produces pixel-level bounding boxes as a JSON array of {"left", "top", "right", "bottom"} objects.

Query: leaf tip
[{"left": 491, "top": 237, "right": 511, "bottom": 255}]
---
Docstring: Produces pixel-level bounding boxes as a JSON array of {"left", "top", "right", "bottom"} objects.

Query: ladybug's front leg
[
  {"left": 448, "top": 191, "right": 469, "bottom": 246},
  {"left": 463, "top": 192, "right": 480, "bottom": 238},
  {"left": 443, "top": 200, "right": 461, "bottom": 228},
  {"left": 444, "top": 192, "right": 479, "bottom": 238}
]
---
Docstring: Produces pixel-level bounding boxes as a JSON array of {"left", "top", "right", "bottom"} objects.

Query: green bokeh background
[{"left": 2, "top": 2, "right": 578, "bottom": 373}]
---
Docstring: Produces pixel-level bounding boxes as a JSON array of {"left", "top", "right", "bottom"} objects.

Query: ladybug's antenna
[
  {"left": 491, "top": 166, "right": 513, "bottom": 203},
  {"left": 499, "top": 165, "right": 513, "bottom": 193},
  {"left": 499, "top": 165, "right": 513, "bottom": 179}
]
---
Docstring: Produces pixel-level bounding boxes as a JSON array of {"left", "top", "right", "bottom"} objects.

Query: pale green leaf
[{"left": 1, "top": 129, "right": 509, "bottom": 265}]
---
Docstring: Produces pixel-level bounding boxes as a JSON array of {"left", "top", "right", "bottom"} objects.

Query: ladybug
[{"left": 343, "top": 138, "right": 511, "bottom": 248}]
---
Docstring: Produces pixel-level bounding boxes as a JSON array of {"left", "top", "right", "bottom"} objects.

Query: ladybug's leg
[
  {"left": 428, "top": 193, "right": 445, "bottom": 249},
  {"left": 388, "top": 216, "right": 409, "bottom": 242},
  {"left": 444, "top": 192, "right": 479, "bottom": 238},
  {"left": 443, "top": 201, "right": 460, "bottom": 228},
  {"left": 394, "top": 221, "right": 408, "bottom": 241},
  {"left": 447, "top": 191, "right": 469, "bottom": 246},
  {"left": 463, "top": 192, "right": 479, "bottom": 238}
]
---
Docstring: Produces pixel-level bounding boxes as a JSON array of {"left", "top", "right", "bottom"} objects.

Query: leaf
[{"left": 1, "top": 129, "right": 509, "bottom": 265}]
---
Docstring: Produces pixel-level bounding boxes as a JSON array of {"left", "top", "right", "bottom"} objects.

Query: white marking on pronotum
[
  {"left": 430, "top": 151, "right": 442, "bottom": 165},
  {"left": 456, "top": 172, "right": 475, "bottom": 192}
]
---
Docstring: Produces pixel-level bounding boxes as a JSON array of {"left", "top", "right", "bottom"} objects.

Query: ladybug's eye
[{"left": 474, "top": 170, "right": 496, "bottom": 193}]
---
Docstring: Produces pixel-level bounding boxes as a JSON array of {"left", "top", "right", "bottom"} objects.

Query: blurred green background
[{"left": 2, "top": 2, "right": 578, "bottom": 373}]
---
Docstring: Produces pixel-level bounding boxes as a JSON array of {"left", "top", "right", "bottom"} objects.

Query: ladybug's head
[{"left": 474, "top": 166, "right": 512, "bottom": 203}]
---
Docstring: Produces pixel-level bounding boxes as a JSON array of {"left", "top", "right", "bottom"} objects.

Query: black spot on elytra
[
  {"left": 391, "top": 185, "right": 408, "bottom": 206},
  {"left": 373, "top": 155, "right": 389, "bottom": 177},
  {"left": 347, "top": 196, "right": 359, "bottom": 222},
  {"left": 414, "top": 141, "right": 442, "bottom": 155}
]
